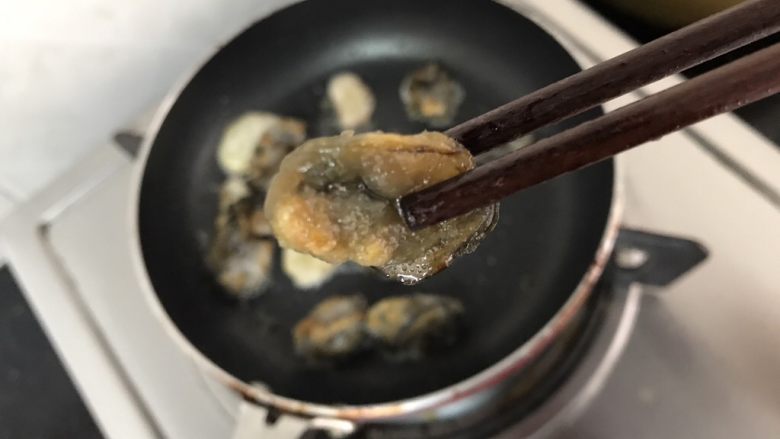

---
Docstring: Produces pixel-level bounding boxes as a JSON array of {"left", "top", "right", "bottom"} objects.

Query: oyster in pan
[
  {"left": 211, "top": 239, "right": 274, "bottom": 298},
  {"left": 208, "top": 178, "right": 275, "bottom": 298},
  {"left": 324, "top": 72, "right": 376, "bottom": 131},
  {"left": 216, "top": 112, "right": 306, "bottom": 189},
  {"left": 293, "top": 295, "right": 368, "bottom": 360},
  {"left": 264, "top": 131, "right": 498, "bottom": 284},
  {"left": 366, "top": 293, "right": 464, "bottom": 360},
  {"left": 282, "top": 249, "right": 339, "bottom": 290},
  {"left": 208, "top": 112, "right": 306, "bottom": 298},
  {"left": 400, "top": 63, "right": 465, "bottom": 128}
]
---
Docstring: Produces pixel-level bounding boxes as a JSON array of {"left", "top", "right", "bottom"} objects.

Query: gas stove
[{"left": 2, "top": 1, "right": 779, "bottom": 438}]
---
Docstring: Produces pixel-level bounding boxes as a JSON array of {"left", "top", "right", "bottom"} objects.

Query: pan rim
[{"left": 128, "top": 0, "right": 622, "bottom": 422}]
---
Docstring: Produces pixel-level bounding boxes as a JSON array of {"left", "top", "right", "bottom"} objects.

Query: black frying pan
[{"left": 137, "top": 0, "right": 614, "bottom": 406}]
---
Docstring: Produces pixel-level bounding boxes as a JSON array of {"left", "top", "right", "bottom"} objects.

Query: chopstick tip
[{"left": 395, "top": 197, "right": 426, "bottom": 231}]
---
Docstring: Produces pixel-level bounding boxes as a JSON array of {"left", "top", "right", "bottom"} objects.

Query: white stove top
[{"left": 2, "top": 1, "right": 780, "bottom": 438}]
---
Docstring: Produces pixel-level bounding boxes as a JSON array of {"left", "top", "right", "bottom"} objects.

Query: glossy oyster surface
[
  {"left": 365, "top": 293, "right": 464, "bottom": 359},
  {"left": 264, "top": 131, "right": 497, "bottom": 284},
  {"left": 293, "top": 295, "right": 368, "bottom": 360}
]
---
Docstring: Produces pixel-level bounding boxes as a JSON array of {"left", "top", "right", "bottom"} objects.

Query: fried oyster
[
  {"left": 325, "top": 72, "right": 376, "bottom": 131},
  {"left": 208, "top": 178, "right": 275, "bottom": 298},
  {"left": 208, "top": 112, "right": 306, "bottom": 298},
  {"left": 365, "top": 294, "right": 464, "bottom": 359},
  {"left": 400, "top": 63, "right": 465, "bottom": 128},
  {"left": 293, "top": 295, "right": 368, "bottom": 360},
  {"left": 217, "top": 112, "right": 306, "bottom": 189},
  {"left": 264, "top": 131, "right": 497, "bottom": 284}
]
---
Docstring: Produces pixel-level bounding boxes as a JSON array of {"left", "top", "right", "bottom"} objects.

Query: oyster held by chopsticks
[{"left": 264, "top": 131, "right": 498, "bottom": 284}]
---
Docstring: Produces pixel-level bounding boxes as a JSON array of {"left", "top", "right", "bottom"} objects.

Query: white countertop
[{"left": 0, "top": 0, "right": 297, "bottom": 200}]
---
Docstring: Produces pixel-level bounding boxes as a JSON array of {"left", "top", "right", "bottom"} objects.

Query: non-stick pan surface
[{"left": 138, "top": 0, "right": 614, "bottom": 405}]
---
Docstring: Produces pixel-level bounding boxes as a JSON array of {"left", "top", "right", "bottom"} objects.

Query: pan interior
[{"left": 138, "top": 0, "right": 614, "bottom": 405}]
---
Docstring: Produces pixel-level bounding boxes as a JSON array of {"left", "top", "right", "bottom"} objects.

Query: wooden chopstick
[
  {"left": 399, "top": 42, "right": 780, "bottom": 229},
  {"left": 448, "top": 0, "right": 780, "bottom": 154}
]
